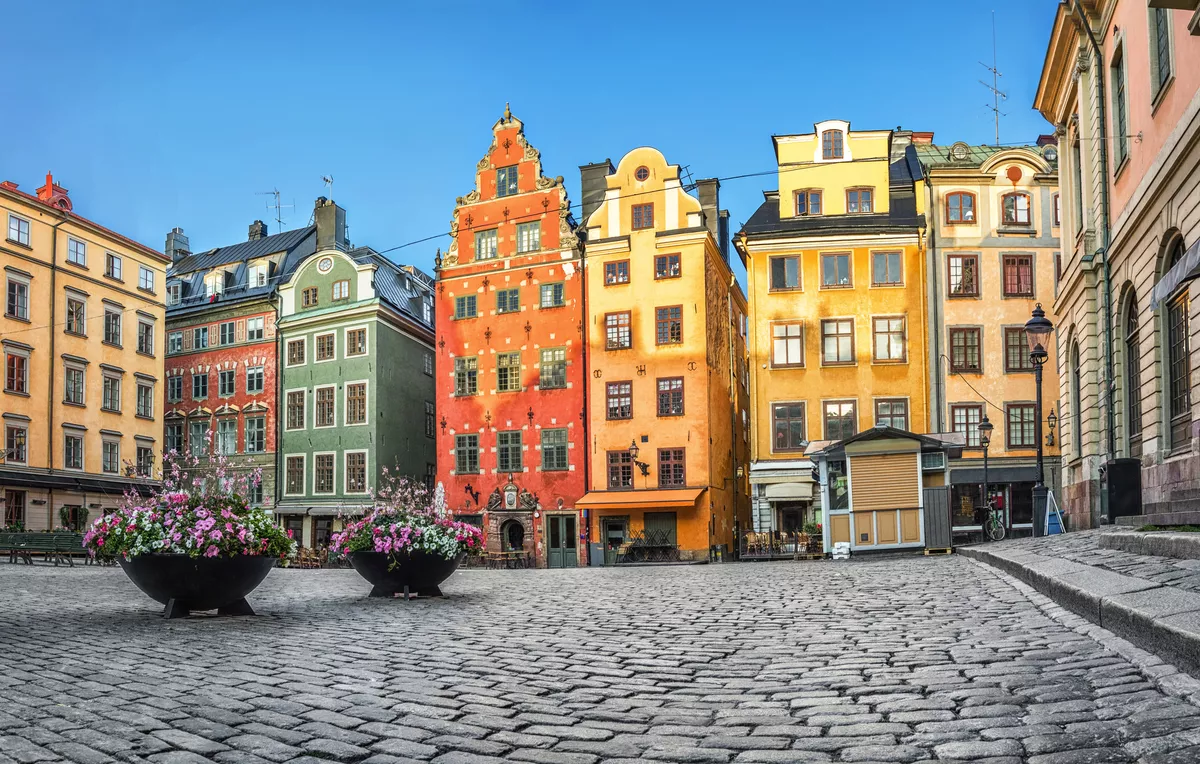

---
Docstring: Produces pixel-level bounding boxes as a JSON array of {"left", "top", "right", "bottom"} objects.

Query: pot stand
[
  {"left": 369, "top": 584, "right": 444, "bottom": 599},
  {"left": 163, "top": 596, "right": 256, "bottom": 619}
]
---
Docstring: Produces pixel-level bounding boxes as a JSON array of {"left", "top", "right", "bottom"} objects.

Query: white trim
[
  {"left": 6, "top": 213, "right": 31, "bottom": 246},
  {"left": 283, "top": 387, "right": 307, "bottom": 432},
  {"left": 313, "top": 384, "right": 337, "bottom": 429},
  {"left": 343, "top": 324, "right": 369, "bottom": 358},
  {"left": 63, "top": 431, "right": 85, "bottom": 471},
  {"left": 283, "top": 453, "right": 306, "bottom": 496},
  {"left": 66, "top": 237, "right": 87, "bottom": 267},
  {"left": 312, "top": 450, "right": 337, "bottom": 495},
  {"left": 314, "top": 331, "right": 338, "bottom": 364},
  {"left": 343, "top": 379, "right": 369, "bottom": 427},
  {"left": 343, "top": 449, "right": 370, "bottom": 495},
  {"left": 284, "top": 337, "right": 307, "bottom": 368}
]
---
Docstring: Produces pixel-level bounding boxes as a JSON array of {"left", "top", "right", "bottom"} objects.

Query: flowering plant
[
  {"left": 83, "top": 443, "right": 296, "bottom": 562},
  {"left": 331, "top": 471, "right": 483, "bottom": 560}
]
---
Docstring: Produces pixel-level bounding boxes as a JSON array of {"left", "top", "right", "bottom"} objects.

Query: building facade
[
  {"left": 917, "top": 139, "right": 1064, "bottom": 537},
  {"left": 163, "top": 219, "right": 319, "bottom": 511},
  {"left": 1, "top": 174, "right": 167, "bottom": 531},
  {"left": 734, "top": 122, "right": 929, "bottom": 548},
  {"left": 1036, "top": 0, "right": 1200, "bottom": 527},
  {"left": 435, "top": 107, "right": 587, "bottom": 568},
  {"left": 577, "top": 147, "right": 750, "bottom": 563},
  {"left": 276, "top": 198, "right": 436, "bottom": 547}
]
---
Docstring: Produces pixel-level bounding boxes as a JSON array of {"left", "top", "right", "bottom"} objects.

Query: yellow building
[
  {"left": 915, "top": 139, "right": 1063, "bottom": 538},
  {"left": 576, "top": 148, "right": 750, "bottom": 563},
  {"left": 734, "top": 121, "right": 929, "bottom": 549},
  {"left": 1, "top": 174, "right": 168, "bottom": 531}
]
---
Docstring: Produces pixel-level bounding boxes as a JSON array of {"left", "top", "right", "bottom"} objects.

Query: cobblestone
[{"left": 5, "top": 556, "right": 1200, "bottom": 762}]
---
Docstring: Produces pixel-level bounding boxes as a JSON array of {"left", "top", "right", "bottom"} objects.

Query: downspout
[
  {"left": 273, "top": 290, "right": 283, "bottom": 521},
  {"left": 46, "top": 211, "right": 71, "bottom": 528},
  {"left": 577, "top": 237, "right": 590, "bottom": 561},
  {"left": 727, "top": 274, "right": 739, "bottom": 559},
  {"left": 923, "top": 168, "right": 944, "bottom": 432},
  {"left": 1072, "top": 0, "right": 1116, "bottom": 462}
]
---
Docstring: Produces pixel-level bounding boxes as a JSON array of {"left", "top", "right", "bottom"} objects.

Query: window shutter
[
  {"left": 265, "top": 314, "right": 276, "bottom": 339},
  {"left": 236, "top": 320, "right": 246, "bottom": 342},
  {"left": 183, "top": 331, "right": 193, "bottom": 351}
]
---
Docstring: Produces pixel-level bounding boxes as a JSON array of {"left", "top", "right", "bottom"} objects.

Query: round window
[
  {"left": 317, "top": 257, "right": 334, "bottom": 273},
  {"left": 635, "top": 166, "right": 650, "bottom": 182}
]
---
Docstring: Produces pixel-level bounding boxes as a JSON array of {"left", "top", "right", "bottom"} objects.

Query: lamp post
[
  {"left": 1026, "top": 303, "right": 1055, "bottom": 536},
  {"left": 978, "top": 414, "right": 994, "bottom": 535}
]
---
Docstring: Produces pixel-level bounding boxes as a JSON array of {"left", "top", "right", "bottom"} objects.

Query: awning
[
  {"left": 765, "top": 482, "right": 813, "bottom": 501},
  {"left": 272, "top": 505, "right": 366, "bottom": 517},
  {"left": 1151, "top": 238, "right": 1200, "bottom": 309},
  {"left": 950, "top": 465, "right": 1039, "bottom": 484},
  {"left": 576, "top": 488, "right": 705, "bottom": 511}
]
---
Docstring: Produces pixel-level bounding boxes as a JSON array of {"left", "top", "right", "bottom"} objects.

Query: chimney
[
  {"left": 718, "top": 209, "right": 730, "bottom": 262},
  {"left": 911, "top": 131, "right": 935, "bottom": 145},
  {"left": 579, "top": 160, "right": 614, "bottom": 226},
  {"left": 248, "top": 220, "right": 268, "bottom": 241},
  {"left": 314, "top": 197, "right": 347, "bottom": 251},
  {"left": 165, "top": 228, "right": 190, "bottom": 263},
  {"left": 35, "top": 172, "right": 72, "bottom": 211},
  {"left": 1036, "top": 134, "right": 1058, "bottom": 147},
  {"left": 696, "top": 178, "right": 721, "bottom": 246},
  {"left": 890, "top": 128, "right": 914, "bottom": 161}
]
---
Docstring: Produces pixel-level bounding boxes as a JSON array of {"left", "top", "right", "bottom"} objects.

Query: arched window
[
  {"left": 1166, "top": 238, "right": 1192, "bottom": 450},
  {"left": 1002, "top": 192, "right": 1032, "bottom": 226},
  {"left": 822, "top": 130, "right": 844, "bottom": 160},
  {"left": 946, "top": 192, "right": 976, "bottom": 224},
  {"left": 1071, "top": 342, "right": 1083, "bottom": 456},
  {"left": 1125, "top": 294, "right": 1143, "bottom": 457}
]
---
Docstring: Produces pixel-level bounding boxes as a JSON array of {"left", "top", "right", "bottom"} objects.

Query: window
[
  {"left": 1111, "top": 47, "right": 1129, "bottom": 165},
  {"left": 1073, "top": 141, "right": 1084, "bottom": 233},
  {"left": 64, "top": 366, "right": 85, "bottom": 405},
  {"left": 64, "top": 433, "right": 83, "bottom": 470},
  {"left": 772, "top": 403, "right": 806, "bottom": 452},
  {"left": 497, "top": 352, "right": 521, "bottom": 392},
  {"left": 1168, "top": 275, "right": 1191, "bottom": 449},
  {"left": 105, "top": 252, "right": 123, "bottom": 280},
  {"left": 770, "top": 256, "right": 801, "bottom": 291},
  {"left": 337, "top": 328, "right": 364, "bottom": 358},
  {"left": 821, "top": 319, "right": 854, "bottom": 365},
  {"left": 301, "top": 287, "right": 318, "bottom": 307},
  {"left": 605, "top": 312, "right": 631, "bottom": 350},
  {"left": 847, "top": 188, "right": 873, "bottom": 213},
  {"left": 285, "top": 456, "right": 305, "bottom": 495},
  {"left": 103, "top": 309, "right": 122, "bottom": 346},
  {"left": 193, "top": 326, "right": 209, "bottom": 349},
  {"left": 192, "top": 372, "right": 208, "bottom": 400},
  {"left": 423, "top": 351, "right": 433, "bottom": 376},
  {"left": 315, "top": 386, "right": 335, "bottom": 427},
  {"left": 539, "top": 348, "right": 566, "bottom": 389},
  {"left": 655, "top": 254, "right": 681, "bottom": 280},
  {"left": 216, "top": 419, "right": 237, "bottom": 455},
  {"left": 1006, "top": 404, "right": 1036, "bottom": 449},
  {"left": 189, "top": 420, "right": 209, "bottom": 456},
  {"left": 771, "top": 322, "right": 804, "bottom": 368},
  {"left": 1053, "top": 194, "right": 1061, "bottom": 227},
  {"left": 6, "top": 278, "right": 28, "bottom": 320},
  {"left": 5, "top": 425, "right": 27, "bottom": 464},
  {"left": 343, "top": 382, "right": 366, "bottom": 425},
  {"left": 286, "top": 338, "right": 305, "bottom": 366},
  {"left": 498, "top": 431, "right": 523, "bottom": 472},
  {"left": 822, "top": 130, "right": 844, "bottom": 159},
  {"left": 1004, "top": 328, "right": 1034, "bottom": 372},
  {"left": 67, "top": 238, "right": 86, "bottom": 266},
  {"left": 455, "top": 434, "right": 479, "bottom": 474},
  {"left": 1150, "top": 8, "right": 1172, "bottom": 96},
  {"left": 495, "top": 288, "right": 519, "bottom": 315},
  {"left": 314, "top": 454, "right": 334, "bottom": 494},
  {"left": 102, "top": 440, "right": 120, "bottom": 474},
  {"left": 946, "top": 192, "right": 975, "bottom": 224},
  {"left": 657, "top": 377, "right": 684, "bottom": 416},
  {"left": 245, "top": 416, "right": 265, "bottom": 453},
  {"left": 541, "top": 429, "right": 568, "bottom": 471},
  {"left": 315, "top": 333, "right": 335, "bottom": 361},
  {"left": 167, "top": 283, "right": 181, "bottom": 306},
  {"left": 137, "top": 321, "right": 154, "bottom": 355},
  {"left": 658, "top": 448, "right": 685, "bottom": 487},
  {"left": 631, "top": 203, "right": 654, "bottom": 230},
  {"left": 948, "top": 254, "right": 979, "bottom": 297},
  {"left": 496, "top": 165, "right": 518, "bottom": 197},
  {"left": 139, "top": 265, "right": 154, "bottom": 292},
  {"left": 949, "top": 328, "right": 982, "bottom": 373},
  {"left": 516, "top": 222, "right": 540, "bottom": 253},
  {"left": 3, "top": 488, "right": 25, "bottom": 526},
  {"left": 425, "top": 400, "right": 435, "bottom": 437},
  {"left": 136, "top": 383, "right": 153, "bottom": 418},
  {"left": 346, "top": 452, "right": 367, "bottom": 493},
  {"left": 1126, "top": 298, "right": 1143, "bottom": 457},
  {"left": 454, "top": 357, "right": 478, "bottom": 396},
  {"left": 475, "top": 229, "right": 498, "bottom": 260},
  {"left": 875, "top": 399, "right": 908, "bottom": 430},
  {"left": 168, "top": 331, "right": 183, "bottom": 354},
  {"left": 1002, "top": 255, "right": 1034, "bottom": 297},
  {"left": 245, "top": 366, "right": 264, "bottom": 395},
  {"left": 872, "top": 252, "right": 901, "bottom": 285},
  {"left": 286, "top": 390, "right": 305, "bottom": 430},
  {"left": 7, "top": 215, "right": 29, "bottom": 246},
  {"left": 951, "top": 404, "right": 984, "bottom": 448},
  {"left": 455, "top": 295, "right": 477, "bottom": 319},
  {"left": 872, "top": 317, "right": 906, "bottom": 362},
  {"left": 165, "top": 423, "right": 183, "bottom": 454},
  {"left": 248, "top": 263, "right": 268, "bottom": 288},
  {"left": 605, "top": 260, "right": 630, "bottom": 285},
  {"left": 65, "top": 296, "right": 86, "bottom": 335},
  {"left": 102, "top": 375, "right": 121, "bottom": 412},
  {"left": 655, "top": 306, "right": 683, "bottom": 345},
  {"left": 539, "top": 282, "right": 564, "bottom": 308},
  {"left": 795, "top": 190, "right": 822, "bottom": 216},
  {"left": 5, "top": 353, "right": 27, "bottom": 394},
  {"left": 823, "top": 401, "right": 857, "bottom": 441},
  {"left": 247, "top": 317, "right": 264, "bottom": 341},
  {"left": 1002, "top": 193, "right": 1031, "bottom": 226},
  {"left": 332, "top": 280, "right": 350, "bottom": 301},
  {"left": 219, "top": 369, "right": 235, "bottom": 397},
  {"left": 821, "top": 253, "right": 851, "bottom": 287},
  {"left": 133, "top": 445, "right": 152, "bottom": 476},
  {"left": 606, "top": 381, "right": 632, "bottom": 420},
  {"left": 167, "top": 376, "right": 182, "bottom": 403},
  {"left": 607, "top": 451, "right": 633, "bottom": 489}
]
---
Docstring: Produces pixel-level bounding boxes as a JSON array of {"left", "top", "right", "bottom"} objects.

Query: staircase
[{"left": 1116, "top": 487, "right": 1200, "bottom": 527}]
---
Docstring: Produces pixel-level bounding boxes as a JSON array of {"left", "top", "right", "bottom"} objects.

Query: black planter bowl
[
  {"left": 118, "top": 553, "right": 276, "bottom": 619},
  {"left": 348, "top": 550, "right": 464, "bottom": 598}
]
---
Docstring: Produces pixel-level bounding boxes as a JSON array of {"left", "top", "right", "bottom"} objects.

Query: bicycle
[{"left": 982, "top": 498, "right": 1006, "bottom": 542}]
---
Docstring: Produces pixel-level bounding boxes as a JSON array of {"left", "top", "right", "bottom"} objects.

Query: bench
[{"left": 0, "top": 532, "right": 84, "bottom": 566}]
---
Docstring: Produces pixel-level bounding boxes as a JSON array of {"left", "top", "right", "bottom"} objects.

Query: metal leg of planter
[
  {"left": 163, "top": 599, "right": 190, "bottom": 619},
  {"left": 217, "top": 598, "right": 256, "bottom": 617},
  {"left": 422, "top": 585, "right": 444, "bottom": 598}
]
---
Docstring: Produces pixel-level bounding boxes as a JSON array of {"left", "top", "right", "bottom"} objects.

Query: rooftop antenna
[
  {"left": 979, "top": 10, "right": 1007, "bottom": 146},
  {"left": 321, "top": 175, "right": 334, "bottom": 201},
  {"left": 255, "top": 188, "right": 294, "bottom": 234}
]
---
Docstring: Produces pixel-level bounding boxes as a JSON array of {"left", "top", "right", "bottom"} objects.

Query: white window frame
[
  {"left": 344, "top": 449, "right": 370, "bottom": 495},
  {"left": 103, "top": 307, "right": 122, "bottom": 346},
  {"left": 314, "top": 332, "right": 337, "bottom": 363},
  {"left": 218, "top": 368, "right": 236, "bottom": 397},
  {"left": 64, "top": 362, "right": 86, "bottom": 405},
  {"left": 248, "top": 263, "right": 268, "bottom": 288},
  {"left": 166, "top": 283, "right": 182, "bottom": 306},
  {"left": 246, "top": 365, "right": 265, "bottom": 395},
  {"left": 215, "top": 418, "right": 237, "bottom": 455},
  {"left": 4, "top": 346, "right": 30, "bottom": 394},
  {"left": 192, "top": 372, "right": 208, "bottom": 400},
  {"left": 313, "top": 384, "right": 337, "bottom": 429},
  {"left": 284, "top": 388, "right": 307, "bottom": 431},
  {"left": 6, "top": 273, "right": 30, "bottom": 320},
  {"left": 137, "top": 319, "right": 154, "bottom": 355},
  {"left": 7, "top": 214, "right": 30, "bottom": 246},
  {"left": 136, "top": 382, "right": 154, "bottom": 419},
  {"left": 189, "top": 419, "right": 210, "bottom": 456},
  {"left": 344, "top": 325, "right": 368, "bottom": 357},
  {"left": 283, "top": 453, "right": 306, "bottom": 496},
  {"left": 219, "top": 321, "right": 235, "bottom": 346},
  {"left": 139, "top": 264, "right": 155, "bottom": 292},
  {"left": 105, "top": 252, "right": 123, "bottom": 281},
  {"left": 167, "top": 375, "right": 183, "bottom": 403},
  {"left": 246, "top": 316, "right": 265, "bottom": 341},
  {"left": 244, "top": 416, "right": 266, "bottom": 454},
  {"left": 5, "top": 423, "right": 28, "bottom": 465},
  {"left": 192, "top": 326, "right": 209, "bottom": 349},
  {"left": 101, "top": 373, "right": 122, "bottom": 412},
  {"left": 168, "top": 331, "right": 183, "bottom": 354},
  {"left": 67, "top": 238, "right": 87, "bottom": 267},
  {"left": 285, "top": 337, "right": 307, "bottom": 367},
  {"left": 65, "top": 294, "right": 87, "bottom": 335},
  {"left": 101, "top": 438, "right": 120, "bottom": 475},
  {"left": 344, "top": 379, "right": 369, "bottom": 427},
  {"left": 516, "top": 221, "right": 540, "bottom": 253},
  {"left": 312, "top": 451, "right": 336, "bottom": 495}
]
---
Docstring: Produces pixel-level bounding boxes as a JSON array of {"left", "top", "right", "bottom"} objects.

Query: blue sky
[{"left": 1, "top": 1, "right": 1057, "bottom": 282}]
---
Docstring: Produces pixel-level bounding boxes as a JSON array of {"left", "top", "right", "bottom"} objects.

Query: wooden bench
[{"left": 0, "top": 533, "right": 84, "bottom": 566}]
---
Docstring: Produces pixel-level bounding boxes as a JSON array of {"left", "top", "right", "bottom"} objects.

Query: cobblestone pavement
[{"left": 5, "top": 557, "right": 1200, "bottom": 764}]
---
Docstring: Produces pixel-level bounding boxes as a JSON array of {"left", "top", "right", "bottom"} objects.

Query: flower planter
[
  {"left": 118, "top": 553, "right": 276, "bottom": 619},
  {"left": 348, "top": 550, "right": 463, "bottom": 598}
]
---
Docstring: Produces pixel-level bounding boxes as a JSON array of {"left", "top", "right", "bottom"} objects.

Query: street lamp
[
  {"left": 978, "top": 414, "right": 994, "bottom": 532},
  {"left": 1026, "top": 303, "right": 1054, "bottom": 536},
  {"left": 628, "top": 440, "right": 649, "bottom": 478}
]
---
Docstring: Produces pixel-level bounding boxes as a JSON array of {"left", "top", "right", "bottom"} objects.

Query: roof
[
  {"left": 0, "top": 184, "right": 167, "bottom": 263},
  {"left": 171, "top": 226, "right": 315, "bottom": 276},
  {"left": 739, "top": 191, "right": 924, "bottom": 239},
  {"left": 805, "top": 425, "right": 966, "bottom": 456},
  {"left": 913, "top": 144, "right": 1006, "bottom": 169},
  {"left": 349, "top": 247, "right": 435, "bottom": 329}
]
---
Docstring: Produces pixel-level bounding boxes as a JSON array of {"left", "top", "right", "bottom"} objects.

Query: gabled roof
[{"left": 806, "top": 425, "right": 966, "bottom": 456}]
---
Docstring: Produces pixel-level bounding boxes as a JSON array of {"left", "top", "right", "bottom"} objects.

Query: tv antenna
[
  {"left": 255, "top": 188, "right": 294, "bottom": 233},
  {"left": 321, "top": 175, "right": 334, "bottom": 201},
  {"left": 979, "top": 11, "right": 1007, "bottom": 146}
]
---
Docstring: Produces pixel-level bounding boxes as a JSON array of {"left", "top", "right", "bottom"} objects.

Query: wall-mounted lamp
[{"left": 628, "top": 440, "right": 650, "bottom": 477}]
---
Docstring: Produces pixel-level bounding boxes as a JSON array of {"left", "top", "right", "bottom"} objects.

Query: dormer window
[
  {"left": 795, "top": 190, "right": 822, "bottom": 216},
  {"left": 166, "top": 283, "right": 181, "bottom": 306},
  {"left": 205, "top": 274, "right": 224, "bottom": 297},
  {"left": 1002, "top": 192, "right": 1031, "bottom": 226},
  {"left": 822, "top": 130, "right": 844, "bottom": 160},
  {"left": 248, "top": 263, "right": 268, "bottom": 288}
]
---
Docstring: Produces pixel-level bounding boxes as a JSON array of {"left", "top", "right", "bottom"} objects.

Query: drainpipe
[
  {"left": 923, "top": 168, "right": 944, "bottom": 432},
  {"left": 46, "top": 212, "right": 71, "bottom": 528},
  {"left": 577, "top": 236, "right": 590, "bottom": 562},
  {"left": 272, "top": 290, "right": 283, "bottom": 521}
]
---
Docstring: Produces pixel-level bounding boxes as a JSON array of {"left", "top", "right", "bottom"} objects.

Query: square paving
[{"left": 4, "top": 556, "right": 1200, "bottom": 763}]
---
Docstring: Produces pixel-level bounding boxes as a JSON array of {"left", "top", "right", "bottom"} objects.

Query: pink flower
[{"left": 204, "top": 545, "right": 219, "bottom": 557}]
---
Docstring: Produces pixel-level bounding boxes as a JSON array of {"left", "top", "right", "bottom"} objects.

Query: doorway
[
  {"left": 501, "top": 519, "right": 525, "bottom": 552},
  {"left": 602, "top": 517, "right": 627, "bottom": 565},
  {"left": 546, "top": 514, "right": 578, "bottom": 568}
]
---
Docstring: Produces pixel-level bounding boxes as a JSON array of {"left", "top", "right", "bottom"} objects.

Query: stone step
[
  {"left": 1116, "top": 509, "right": 1200, "bottom": 527},
  {"left": 1170, "top": 488, "right": 1200, "bottom": 503}
]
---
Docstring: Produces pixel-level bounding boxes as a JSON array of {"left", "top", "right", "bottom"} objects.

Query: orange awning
[{"left": 576, "top": 488, "right": 705, "bottom": 511}]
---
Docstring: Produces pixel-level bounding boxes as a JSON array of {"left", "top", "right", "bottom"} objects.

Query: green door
[
  {"left": 547, "top": 515, "right": 578, "bottom": 569},
  {"left": 644, "top": 511, "right": 678, "bottom": 546},
  {"left": 603, "top": 518, "right": 626, "bottom": 565}
]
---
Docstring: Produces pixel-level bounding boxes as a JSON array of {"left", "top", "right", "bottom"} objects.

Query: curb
[
  {"left": 1100, "top": 530, "right": 1200, "bottom": 560},
  {"left": 960, "top": 544, "right": 1200, "bottom": 679}
]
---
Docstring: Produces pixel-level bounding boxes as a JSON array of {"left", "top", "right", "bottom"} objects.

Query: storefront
[
  {"left": 748, "top": 460, "right": 816, "bottom": 534},
  {"left": 578, "top": 488, "right": 707, "bottom": 564},
  {"left": 948, "top": 464, "right": 1039, "bottom": 539}
]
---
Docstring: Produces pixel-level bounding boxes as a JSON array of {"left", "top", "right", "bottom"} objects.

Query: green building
[{"left": 275, "top": 198, "right": 436, "bottom": 547}]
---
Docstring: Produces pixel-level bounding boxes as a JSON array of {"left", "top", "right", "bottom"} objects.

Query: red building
[{"left": 435, "top": 107, "right": 587, "bottom": 568}]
